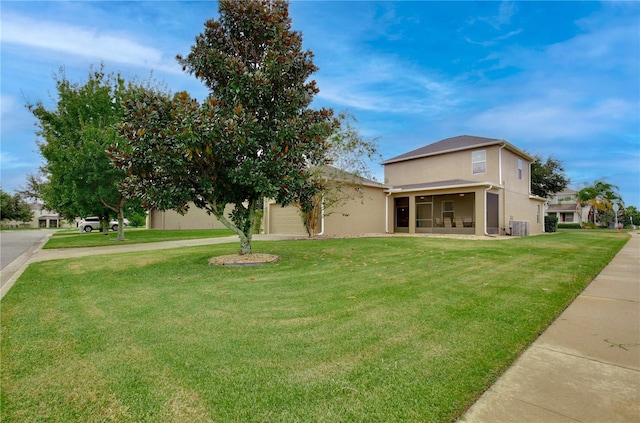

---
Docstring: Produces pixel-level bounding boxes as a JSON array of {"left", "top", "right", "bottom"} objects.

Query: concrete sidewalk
[{"left": 460, "top": 232, "right": 640, "bottom": 422}]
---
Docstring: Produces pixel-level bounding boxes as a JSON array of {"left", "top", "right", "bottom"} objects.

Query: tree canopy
[
  {"left": 531, "top": 155, "right": 569, "bottom": 198},
  {"left": 0, "top": 190, "right": 33, "bottom": 223},
  {"left": 111, "top": 0, "right": 337, "bottom": 254},
  {"left": 29, "top": 66, "right": 141, "bottom": 240},
  {"left": 576, "top": 180, "right": 622, "bottom": 226}
]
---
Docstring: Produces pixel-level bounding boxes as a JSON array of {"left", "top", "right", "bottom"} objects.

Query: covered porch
[{"left": 386, "top": 181, "right": 500, "bottom": 236}]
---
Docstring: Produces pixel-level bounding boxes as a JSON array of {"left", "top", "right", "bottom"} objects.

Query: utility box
[{"left": 510, "top": 220, "right": 530, "bottom": 236}]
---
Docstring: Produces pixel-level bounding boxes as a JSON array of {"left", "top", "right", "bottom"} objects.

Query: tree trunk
[
  {"left": 116, "top": 205, "right": 125, "bottom": 241},
  {"left": 211, "top": 199, "right": 257, "bottom": 255}
]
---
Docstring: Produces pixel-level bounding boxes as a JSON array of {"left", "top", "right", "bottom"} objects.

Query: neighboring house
[
  {"left": 545, "top": 189, "right": 589, "bottom": 224},
  {"left": 149, "top": 135, "right": 547, "bottom": 237},
  {"left": 17, "top": 203, "right": 73, "bottom": 229},
  {"left": 546, "top": 189, "right": 579, "bottom": 223}
]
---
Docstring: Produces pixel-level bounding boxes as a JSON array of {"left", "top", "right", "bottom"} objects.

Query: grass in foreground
[
  {"left": 44, "top": 228, "right": 236, "bottom": 249},
  {"left": 1, "top": 231, "right": 629, "bottom": 422}
]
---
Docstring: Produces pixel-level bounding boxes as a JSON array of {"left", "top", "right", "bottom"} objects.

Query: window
[
  {"left": 518, "top": 159, "right": 523, "bottom": 180},
  {"left": 472, "top": 150, "right": 486, "bottom": 174}
]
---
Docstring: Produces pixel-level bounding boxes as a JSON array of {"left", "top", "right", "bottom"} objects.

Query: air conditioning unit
[{"left": 510, "top": 220, "right": 530, "bottom": 236}]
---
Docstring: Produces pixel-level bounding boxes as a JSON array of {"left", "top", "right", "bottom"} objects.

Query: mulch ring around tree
[{"left": 208, "top": 253, "right": 280, "bottom": 266}]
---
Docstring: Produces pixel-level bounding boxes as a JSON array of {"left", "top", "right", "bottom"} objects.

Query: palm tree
[{"left": 576, "top": 180, "right": 622, "bottom": 227}]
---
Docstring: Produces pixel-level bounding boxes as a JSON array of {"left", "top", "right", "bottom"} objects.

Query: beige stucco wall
[
  {"left": 148, "top": 204, "right": 233, "bottom": 230},
  {"left": 499, "top": 148, "right": 531, "bottom": 194},
  {"left": 264, "top": 185, "right": 387, "bottom": 237},
  {"left": 322, "top": 185, "right": 387, "bottom": 236},
  {"left": 503, "top": 191, "right": 545, "bottom": 235},
  {"left": 385, "top": 145, "right": 504, "bottom": 186}
]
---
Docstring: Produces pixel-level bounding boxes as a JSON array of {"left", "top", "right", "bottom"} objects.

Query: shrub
[
  {"left": 557, "top": 223, "right": 581, "bottom": 229},
  {"left": 582, "top": 222, "right": 600, "bottom": 229},
  {"left": 253, "top": 209, "right": 264, "bottom": 234},
  {"left": 545, "top": 215, "right": 558, "bottom": 232},
  {"left": 128, "top": 213, "right": 147, "bottom": 228}
]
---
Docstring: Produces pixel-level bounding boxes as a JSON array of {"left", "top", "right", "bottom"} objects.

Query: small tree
[
  {"left": 17, "top": 172, "right": 48, "bottom": 204},
  {"left": 296, "top": 113, "right": 381, "bottom": 237},
  {"left": 531, "top": 155, "right": 569, "bottom": 198},
  {"left": 576, "top": 180, "right": 622, "bottom": 227},
  {"left": 29, "top": 65, "right": 140, "bottom": 240},
  {"left": 111, "top": 0, "right": 337, "bottom": 254}
]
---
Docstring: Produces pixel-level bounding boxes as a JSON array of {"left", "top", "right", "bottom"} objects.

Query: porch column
[
  {"left": 474, "top": 189, "right": 485, "bottom": 236},
  {"left": 409, "top": 195, "right": 416, "bottom": 234}
]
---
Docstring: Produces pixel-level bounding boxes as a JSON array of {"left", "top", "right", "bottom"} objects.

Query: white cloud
[
  {"left": 465, "top": 97, "right": 636, "bottom": 141},
  {"left": 0, "top": 151, "right": 35, "bottom": 171},
  {"left": 1, "top": 13, "right": 182, "bottom": 75},
  {"left": 316, "top": 54, "right": 461, "bottom": 116}
]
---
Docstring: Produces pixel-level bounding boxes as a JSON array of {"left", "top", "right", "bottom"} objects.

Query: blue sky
[{"left": 2, "top": 1, "right": 639, "bottom": 207}]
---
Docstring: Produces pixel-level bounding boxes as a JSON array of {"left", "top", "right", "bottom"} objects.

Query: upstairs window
[
  {"left": 518, "top": 159, "right": 523, "bottom": 180},
  {"left": 472, "top": 150, "right": 486, "bottom": 175}
]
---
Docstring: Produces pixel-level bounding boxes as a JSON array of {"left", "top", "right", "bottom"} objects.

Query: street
[{"left": 0, "top": 229, "right": 55, "bottom": 294}]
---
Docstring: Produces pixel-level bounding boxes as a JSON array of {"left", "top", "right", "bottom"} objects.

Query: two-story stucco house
[
  {"left": 545, "top": 189, "right": 589, "bottom": 224},
  {"left": 151, "top": 135, "right": 546, "bottom": 237},
  {"left": 381, "top": 135, "right": 546, "bottom": 236}
]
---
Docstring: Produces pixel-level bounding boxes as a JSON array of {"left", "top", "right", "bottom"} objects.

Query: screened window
[
  {"left": 472, "top": 150, "right": 486, "bottom": 175},
  {"left": 416, "top": 196, "right": 433, "bottom": 229},
  {"left": 442, "top": 200, "right": 454, "bottom": 225}
]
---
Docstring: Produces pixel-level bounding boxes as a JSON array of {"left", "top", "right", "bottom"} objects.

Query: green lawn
[
  {"left": 44, "top": 228, "right": 236, "bottom": 249},
  {"left": 1, "top": 231, "right": 629, "bottom": 422}
]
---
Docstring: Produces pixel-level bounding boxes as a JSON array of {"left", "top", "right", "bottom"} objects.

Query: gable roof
[
  {"left": 314, "top": 165, "right": 387, "bottom": 188},
  {"left": 381, "top": 135, "right": 535, "bottom": 165}
]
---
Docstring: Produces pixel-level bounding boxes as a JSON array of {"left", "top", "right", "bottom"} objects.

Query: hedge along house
[{"left": 382, "top": 135, "right": 546, "bottom": 236}]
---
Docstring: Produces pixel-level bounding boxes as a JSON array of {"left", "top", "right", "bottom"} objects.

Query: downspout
[
  {"left": 316, "top": 195, "right": 325, "bottom": 236},
  {"left": 385, "top": 189, "right": 401, "bottom": 233},
  {"left": 498, "top": 143, "right": 506, "bottom": 186},
  {"left": 385, "top": 192, "right": 392, "bottom": 233},
  {"left": 484, "top": 184, "right": 494, "bottom": 237}
]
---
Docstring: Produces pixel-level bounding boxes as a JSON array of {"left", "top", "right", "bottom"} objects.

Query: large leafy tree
[
  {"left": 28, "top": 66, "right": 139, "bottom": 240},
  {"left": 576, "top": 180, "right": 622, "bottom": 226},
  {"left": 531, "top": 155, "right": 569, "bottom": 198},
  {"left": 0, "top": 190, "right": 34, "bottom": 223},
  {"left": 111, "top": 0, "right": 337, "bottom": 254}
]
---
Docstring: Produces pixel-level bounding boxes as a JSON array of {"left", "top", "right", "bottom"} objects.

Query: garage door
[{"left": 269, "top": 204, "right": 307, "bottom": 235}]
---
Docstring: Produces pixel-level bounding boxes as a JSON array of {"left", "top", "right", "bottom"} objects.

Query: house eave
[
  {"left": 385, "top": 181, "right": 502, "bottom": 194},
  {"left": 529, "top": 195, "right": 547, "bottom": 202}
]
